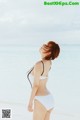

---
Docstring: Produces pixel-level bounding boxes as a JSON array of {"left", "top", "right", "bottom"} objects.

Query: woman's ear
[{"left": 46, "top": 51, "right": 51, "bottom": 56}]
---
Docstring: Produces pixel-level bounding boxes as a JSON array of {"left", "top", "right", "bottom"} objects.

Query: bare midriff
[{"left": 35, "top": 79, "right": 50, "bottom": 96}]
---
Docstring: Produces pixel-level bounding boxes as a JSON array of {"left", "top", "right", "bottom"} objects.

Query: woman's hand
[{"left": 28, "top": 101, "right": 33, "bottom": 112}]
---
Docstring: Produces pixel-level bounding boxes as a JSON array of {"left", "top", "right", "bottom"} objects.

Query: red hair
[{"left": 43, "top": 41, "right": 60, "bottom": 60}]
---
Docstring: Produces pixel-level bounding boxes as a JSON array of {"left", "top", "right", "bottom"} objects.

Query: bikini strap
[
  {"left": 49, "top": 66, "right": 51, "bottom": 71},
  {"left": 41, "top": 60, "right": 44, "bottom": 76}
]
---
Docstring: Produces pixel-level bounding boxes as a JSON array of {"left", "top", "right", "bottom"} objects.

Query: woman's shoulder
[{"left": 34, "top": 60, "right": 42, "bottom": 68}]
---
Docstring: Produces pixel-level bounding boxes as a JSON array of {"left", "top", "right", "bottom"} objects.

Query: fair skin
[{"left": 28, "top": 44, "right": 53, "bottom": 120}]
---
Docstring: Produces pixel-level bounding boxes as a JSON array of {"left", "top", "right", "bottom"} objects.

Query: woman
[{"left": 27, "top": 41, "right": 60, "bottom": 120}]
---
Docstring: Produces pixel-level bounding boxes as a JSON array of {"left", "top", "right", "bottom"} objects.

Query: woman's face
[
  {"left": 39, "top": 44, "right": 46, "bottom": 53},
  {"left": 39, "top": 44, "right": 50, "bottom": 58}
]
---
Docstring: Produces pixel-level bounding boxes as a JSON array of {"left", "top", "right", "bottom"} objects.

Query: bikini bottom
[{"left": 34, "top": 93, "right": 55, "bottom": 111}]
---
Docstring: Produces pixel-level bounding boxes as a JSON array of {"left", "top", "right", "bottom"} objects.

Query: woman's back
[{"left": 31, "top": 60, "right": 52, "bottom": 96}]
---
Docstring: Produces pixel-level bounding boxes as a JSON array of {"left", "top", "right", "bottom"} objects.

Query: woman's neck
[{"left": 41, "top": 58, "right": 51, "bottom": 63}]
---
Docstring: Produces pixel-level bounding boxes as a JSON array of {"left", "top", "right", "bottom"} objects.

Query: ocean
[{"left": 0, "top": 44, "right": 80, "bottom": 120}]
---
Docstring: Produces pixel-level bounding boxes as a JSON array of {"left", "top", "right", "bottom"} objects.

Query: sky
[{"left": 0, "top": 0, "right": 80, "bottom": 46}]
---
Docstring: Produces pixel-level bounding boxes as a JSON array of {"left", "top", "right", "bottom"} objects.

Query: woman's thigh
[
  {"left": 44, "top": 108, "right": 53, "bottom": 120},
  {"left": 33, "top": 99, "right": 47, "bottom": 120}
]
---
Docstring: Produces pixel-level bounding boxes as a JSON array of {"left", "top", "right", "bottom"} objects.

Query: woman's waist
[{"left": 35, "top": 88, "right": 50, "bottom": 96}]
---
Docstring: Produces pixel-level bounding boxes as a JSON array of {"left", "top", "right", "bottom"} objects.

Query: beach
[
  {"left": 0, "top": 101, "right": 80, "bottom": 120},
  {"left": 0, "top": 44, "right": 80, "bottom": 120}
]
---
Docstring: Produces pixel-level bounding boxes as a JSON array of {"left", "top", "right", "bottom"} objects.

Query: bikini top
[
  {"left": 27, "top": 60, "right": 51, "bottom": 88},
  {"left": 40, "top": 60, "right": 49, "bottom": 80},
  {"left": 32, "top": 61, "right": 51, "bottom": 80}
]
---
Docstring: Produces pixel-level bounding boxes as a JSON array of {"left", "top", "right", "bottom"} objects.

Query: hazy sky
[{"left": 0, "top": 0, "right": 80, "bottom": 46}]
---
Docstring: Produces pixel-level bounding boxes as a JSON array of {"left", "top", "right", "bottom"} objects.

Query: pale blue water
[{"left": 0, "top": 44, "right": 80, "bottom": 117}]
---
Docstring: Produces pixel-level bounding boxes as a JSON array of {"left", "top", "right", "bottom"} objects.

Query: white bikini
[{"left": 27, "top": 61, "right": 55, "bottom": 111}]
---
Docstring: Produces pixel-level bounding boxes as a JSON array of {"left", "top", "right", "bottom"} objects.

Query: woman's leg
[
  {"left": 33, "top": 99, "right": 47, "bottom": 120},
  {"left": 44, "top": 108, "right": 53, "bottom": 120}
]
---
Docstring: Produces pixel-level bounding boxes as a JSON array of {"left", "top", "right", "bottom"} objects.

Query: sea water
[{"left": 0, "top": 44, "right": 80, "bottom": 120}]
